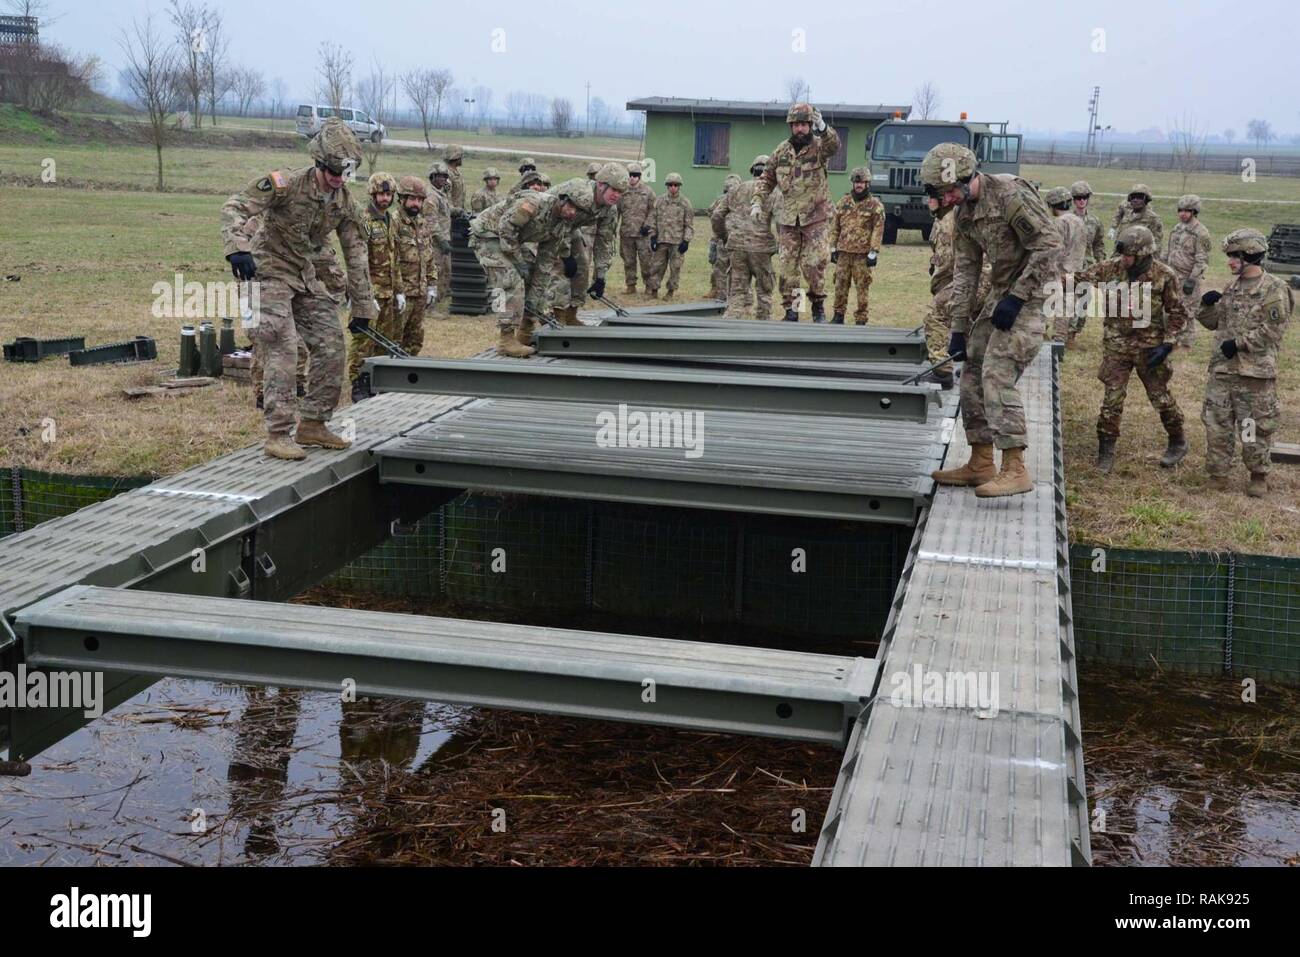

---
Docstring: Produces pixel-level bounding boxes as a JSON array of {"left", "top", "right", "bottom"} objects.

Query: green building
[{"left": 626, "top": 97, "right": 912, "bottom": 210}]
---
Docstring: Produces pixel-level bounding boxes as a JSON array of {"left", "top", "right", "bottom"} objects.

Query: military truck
[
  {"left": 867, "top": 118, "right": 1023, "bottom": 244},
  {"left": 1264, "top": 224, "right": 1300, "bottom": 276}
]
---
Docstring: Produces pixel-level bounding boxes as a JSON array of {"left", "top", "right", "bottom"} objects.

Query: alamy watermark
[
  {"left": 0, "top": 665, "right": 104, "bottom": 719},
  {"left": 1043, "top": 277, "right": 1151, "bottom": 325},
  {"left": 888, "top": 664, "right": 1000, "bottom": 717},
  {"left": 595, "top": 403, "right": 704, "bottom": 460},
  {"left": 151, "top": 273, "right": 260, "bottom": 330}
]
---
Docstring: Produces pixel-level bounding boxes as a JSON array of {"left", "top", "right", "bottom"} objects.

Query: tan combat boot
[
  {"left": 496, "top": 327, "right": 535, "bottom": 358},
  {"left": 1247, "top": 473, "right": 1268, "bottom": 498},
  {"left": 975, "top": 447, "right": 1034, "bottom": 498},
  {"left": 295, "top": 419, "right": 351, "bottom": 449},
  {"left": 558, "top": 305, "right": 583, "bottom": 327},
  {"left": 1207, "top": 474, "right": 1231, "bottom": 491},
  {"left": 625, "top": 283, "right": 637, "bottom": 295},
  {"left": 264, "top": 432, "right": 306, "bottom": 461},
  {"left": 932, "top": 443, "right": 997, "bottom": 487}
]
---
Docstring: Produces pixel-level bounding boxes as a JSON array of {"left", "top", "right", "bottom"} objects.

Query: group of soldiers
[{"left": 917, "top": 142, "right": 1292, "bottom": 499}]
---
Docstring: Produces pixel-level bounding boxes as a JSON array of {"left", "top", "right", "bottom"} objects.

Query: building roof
[{"left": 626, "top": 97, "right": 911, "bottom": 122}]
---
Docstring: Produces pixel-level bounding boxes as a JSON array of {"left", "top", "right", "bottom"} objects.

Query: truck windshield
[{"left": 871, "top": 126, "right": 969, "bottom": 162}]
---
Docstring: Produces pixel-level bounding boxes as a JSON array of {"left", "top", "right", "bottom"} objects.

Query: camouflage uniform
[
  {"left": 1069, "top": 180, "right": 1105, "bottom": 267},
  {"left": 1045, "top": 187, "right": 1088, "bottom": 343},
  {"left": 716, "top": 175, "right": 777, "bottom": 320},
  {"left": 925, "top": 211, "right": 991, "bottom": 379},
  {"left": 470, "top": 168, "right": 501, "bottom": 213},
  {"left": 423, "top": 165, "right": 454, "bottom": 312},
  {"left": 617, "top": 166, "right": 657, "bottom": 291},
  {"left": 445, "top": 145, "right": 466, "bottom": 215},
  {"left": 240, "top": 213, "right": 307, "bottom": 405},
  {"left": 347, "top": 189, "right": 404, "bottom": 382},
  {"left": 551, "top": 166, "right": 625, "bottom": 317},
  {"left": 1166, "top": 198, "right": 1212, "bottom": 347},
  {"left": 647, "top": 178, "right": 694, "bottom": 297},
  {"left": 396, "top": 185, "right": 437, "bottom": 355},
  {"left": 1198, "top": 241, "right": 1292, "bottom": 484},
  {"left": 220, "top": 134, "right": 375, "bottom": 444},
  {"left": 829, "top": 172, "right": 885, "bottom": 324},
  {"left": 708, "top": 175, "right": 741, "bottom": 300},
  {"left": 1112, "top": 186, "right": 1163, "bottom": 257},
  {"left": 753, "top": 105, "right": 841, "bottom": 317},
  {"left": 1075, "top": 252, "right": 1187, "bottom": 446}
]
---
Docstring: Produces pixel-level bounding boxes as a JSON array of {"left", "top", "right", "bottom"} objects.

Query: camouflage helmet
[
  {"left": 516, "top": 170, "right": 545, "bottom": 190},
  {"left": 308, "top": 117, "right": 363, "bottom": 175},
  {"left": 594, "top": 162, "right": 630, "bottom": 191},
  {"left": 428, "top": 160, "right": 450, "bottom": 180},
  {"left": 786, "top": 102, "right": 816, "bottom": 124},
  {"left": 367, "top": 171, "right": 398, "bottom": 196},
  {"left": 920, "top": 143, "right": 977, "bottom": 191},
  {"left": 1127, "top": 183, "right": 1152, "bottom": 201},
  {"left": 554, "top": 178, "right": 594, "bottom": 212},
  {"left": 1176, "top": 193, "right": 1201, "bottom": 213},
  {"left": 586, "top": 161, "right": 601, "bottom": 178},
  {"left": 752, "top": 154, "right": 770, "bottom": 172},
  {"left": 518, "top": 156, "right": 537, "bottom": 172},
  {"left": 1069, "top": 180, "right": 1093, "bottom": 199},
  {"left": 723, "top": 173, "right": 742, "bottom": 191},
  {"left": 537, "top": 172, "right": 552, "bottom": 187},
  {"left": 850, "top": 165, "right": 871, "bottom": 183},
  {"left": 664, "top": 172, "right": 683, "bottom": 186},
  {"left": 1044, "top": 186, "right": 1072, "bottom": 207},
  {"left": 396, "top": 175, "right": 427, "bottom": 200},
  {"left": 627, "top": 161, "right": 643, "bottom": 175},
  {"left": 482, "top": 166, "right": 500, "bottom": 181},
  {"left": 1222, "top": 228, "right": 1268, "bottom": 257},
  {"left": 445, "top": 145, "right": 464, "bottom": 163},
  {"left": 1115, "top": 225, "right": 1155, "bottom": 257}
]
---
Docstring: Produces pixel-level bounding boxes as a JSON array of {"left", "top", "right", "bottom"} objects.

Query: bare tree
[
  {"left": 199, "top": 7, "right": 229, "bottom": 125},
  {"left": 471, "top": 84, "right": 492, "bottom": 126},
  {"left": 589, "top": 96, "right": 615, "bottom": 135},
  {"left": 550, "top": 96, "right": 572, "bottom": 134},
  {"left": 503, "top": 90, "right": 527, "bottom": 127},
  {"left": 357, "top": 58, "right": 393, "bottom": 173},
  {"left": 525, "top": 93, "right": 548, "bottom": 129},
  {"left": 429, "top": 67, "right": 453, "bottom": 127},
  {"left": 268, "top": 75, "right": 288, "bottom": 127},
  {"left": 230, "top": 65, "right": 264, "bottom": 116},
  {"left": 1168, "top": 114, "right": 1207, "bottom": 193},
  {"left": 166, "top": 0, "right": 206, "bottom": 128},
  {"left": 402, "top": 68, "right": 438, "bottom": 149},
  {"left": 120, "top": 11, "right": 178, "bottom": 190},
  {"left": 1223, "top": 128, "right": 1236, "bottom": 145},
  {"left": 1246, "top": 118, "right": 1274, "bottom": 149},
  {"left": 316, "top": 40, "right": 352, "bottom": 112},
  {"left": 784, "top": 76, "right": 809, "bottom": 104},
  {"left": 912, "top": 81, "right": 942, "bottom": 120}
]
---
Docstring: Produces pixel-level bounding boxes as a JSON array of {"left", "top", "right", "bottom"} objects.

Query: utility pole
[
  {"left": 1085, "top": 86, "right": 1100, "bottom": 155},
  {"left": 585, "top": 80, "right": 591, "bottom": 136}
]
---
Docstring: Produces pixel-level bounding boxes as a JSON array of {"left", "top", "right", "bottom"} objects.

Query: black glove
[
  {"left": 1145, "top": 343, "right": 1174, "bottom": 369},
  {"left": 639, "top": 225, "right": 650, "bottom": 237},
  {"left": 587, "top": 277, "right": 606, "bottom": 299},
  {"left": 867, "top": 250, "right": 878, "bottom": 268},
  {"left": 830, "top": 250, "right": 839, "bottom": 264},
  {"left": 650, "top": 237, "right": 659, "bottom": 252},
  {"left": 1201, "top": 290, "right": 1222, "bottom": 308},
  {"left": 929, "top": 262, "right": 935, "bottom": 276},
  {"left": 991, "top": 294, "right": 1025, "bottom": 331},
  {"left": 562, "top": 256, "right": 577, "bottom": 278},
  {"left": 1181, "top": 278, "right": 1196, "bottom": 296},
  {"left": 678, "top": 241, "right": 689, "bottom": 254},
  {"left": 947, "top": 332, "right": 967, "bottom": 359},
  {"left": 1220, "top": 339, "right": 1239, "bottom": 359},
  {"left": 347, "top": 314, "right": 370, "bottom": 334},
  {"left": 227, "top": 252, "right": 256, "bottom": 281}
]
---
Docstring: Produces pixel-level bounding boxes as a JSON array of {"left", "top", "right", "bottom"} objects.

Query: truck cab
[{"left": 867, "top": 119, "right": 1022, "bottom": 244}]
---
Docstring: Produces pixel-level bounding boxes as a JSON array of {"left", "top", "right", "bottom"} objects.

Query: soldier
[
  {"left": 221, "top": 117, "right": 376, "bottom": 461},
  {"left": 507, "top": 169, "right": 549, "bottom": 197},
  {"left": 424, "top": 161, "right": 454, "bottom": 313},
  {"left": 347, "top": 171, "right": 405, "bottom": 402},
  {"left": 922, "top": 142, "right": 1062, "bottom": 497},
  {"left": 394, "top": 176, "right": 437, "bottom": 355},
  {"left": 470, "top": 187, "right": 580, "bottom": 357},
  {"left": 753, "top": 103, "right": 841, "bottom": 322},
  {"left": 241, "top": 212, "right": 308, "bottom": 410},
  {"left": 471, "top": 167, "right": 502, "bottom": 213},
  {"left": 1111, "top": 184, "right": 1163, "bottom": 257},
  {"left": 550, "top": 162, "right": 628, "bottom": 324},
  {"left": 829, "top": 166, "right": 885, "bottom": 325},
  {"left": 647, "top": 172, "right": 693, "bottom": 299},
  {"left": 444, "top": 145, "right": 466, "bottom": 215},
  {"left": 1070, "top": 180, "right": 1105, "bottom": 266},
  {"left": 513, "top": 156, "right": 538, "bottom": 192},
  {"left": 717, "top": 154, "right": 778, "bottom": 320},
  {"left": 1044, "top": 186, "right": 1086, "bottom": 344},
  {"left": 1166, "top": 194, "right": 1212, "bottom": 348},
  {"left": 1075, "top": 225, "right": 1188, "bottom": 473},
  {"left": 923, "top": 200, "right": 992, "bottom": 390},
  {"left": 1197, "top": 228, "right": 1292, "bottom": 497},
  {"left": 617, "top": 161, "right": 656, "bottom": 293},
  {"left": 559, "top": 162, "right": 603, "bottom": 322},
  {"left": 708, "top": 174, "right": 742, "bottom": 300}
]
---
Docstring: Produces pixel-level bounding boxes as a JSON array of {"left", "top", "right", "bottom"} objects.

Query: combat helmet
[
  {"left": 1222, "top": 228, "right": 1268, "bottom": 257},
  {"left": 537, "top": 172, "right": 552, "bottom": 187},
  {"left": 723, "top": 173, "right": 742, "bottom": 191},
  {"left": 664, "top": 172, "right": 683, "bottom": 186},
  {"left": 850, "top": 165, "right": 871, "bottom": 183},
  {"left": 1127, "top": 184, "right": 1152, "bottom": 201},
  {"left": 1069, "top": 180, "right": 1093, "bottom": 199},
  {"left": 308, "top": 117, "right": 363, "bottom": 176},
  {"left": 554, "top": 178, "right": 594, "bottom": 212},
  {"left": 920, "top": 143, "right": 977, "bottom": 194},
  {"left": 515, "top": 170, "right": 545, "bottom": 190},
  {"left": 1115, "top": 225, "right": 1155, "bottom": 257},
  {"left": 445, "top": 145, "right": 464, "bottom": 163},
  {"left": 482, "top": 167, "right": 500, "bottom": 181},
  {"left": 367, "top": 171, "right": 398, "bottom": 196},
  {"left": 1044, "top": 186, "right": 1072, "bottom": 209},
  {"left": 428, "top": 160, "right": 450, "bottom": 181},
  {"left": 751, "top": 154, "right": 769, "bottom": 174},
  {"left": 627, "top": 161, "right": 643, "bottom": 176},
  {"left": 396, "top": 175, "right": 427, "bottom": 200},
  {"left": 518, "top": 156, "right": 537, "bottom": 173},
  {"left": 586, "top": 162, "right": 601, "bottom": 178},
  {"left": 1176, "top": 194, "right": 1202, "bottom": 213},
  {"left": 593, "top": 162, "right": 630, "bottom": 192},
  {"left": 786, "top": 102, "right": 816, "bottom": 124}
]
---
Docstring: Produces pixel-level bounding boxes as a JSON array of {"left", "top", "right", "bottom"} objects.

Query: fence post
[
  {"left": 11, "top": 467, "right": 22, "bottom": 534},
  {"left": 1224, "top": 552, "right": 1236, "bottom": 674}
]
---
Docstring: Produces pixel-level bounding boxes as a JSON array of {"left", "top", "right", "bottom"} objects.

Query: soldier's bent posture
[
  {"left": 551, "top": 162, "right": 627, "bottom": 323},
  {"left": 923, "top": 200, "right": 991, "bottom": 390},
  {"left": 617, "top": 162, "right": 656, "bottom": 293},
  {"left": 830, "top": 166, "right": 885, "bottom": 324},
  {"left": 922, "top": 142, "right": 1062, "bottom": 497},
  {"left": 394, "top": 176, "right": 437, "bottom": 355},
  {"left": 1197, "top": 228, "right": 1293, "bottom": 497},
  {"left": 221, "top": 117, "right": 376, "bottom": 461},
  {"left": 647, "top": 173, "right": 693, "bottom": 299},
  {"left": 1075, "top": 225, "right": 1188, "bottom": 473},
  {"left": 1166, "top": 194, "right": 1212, "bottom": 348},
  {"left": 347, "top": 172, "right": 404, "bottom": 402},
  {"left": 753, "top": 103, "right": 841, "bottom": 322},
  {"left": 716, "top": 155, "right": 777, "bottom": 320}
]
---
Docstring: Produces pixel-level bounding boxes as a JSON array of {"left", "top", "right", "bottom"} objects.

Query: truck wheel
[
  {"left": 371, "top": 131, "right": 383, "bottom": 144},
  {"left": 883, "top": 217, "right": 899, "bottom": 246},
  {"left": 920, "top": 221, "right": 933, "bottom": 243}
]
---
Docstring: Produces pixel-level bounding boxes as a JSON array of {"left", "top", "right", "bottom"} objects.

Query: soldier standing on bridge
[
  {"left": 617, "top": 161, "right": 657, "bottom": 294},
  {"left": 221, "top": 117, "right": 376, "bottom": 461},
  {"left": 1166, "top": 195, "right": 1212, "bottom": 348},
  {"left": 922, "top": 142, "right": 1062, "bottom": 498},
  {"left": 753, "top": 103, "right": 841, "bottom": 322},
  {"left": 1074, "top": 225, "right": 1188, "bottom": 474},
  {"left": 829, "top": 166, "right": 885, "bottom": 325}
]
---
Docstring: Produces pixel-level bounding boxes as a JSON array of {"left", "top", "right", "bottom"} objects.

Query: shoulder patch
[
  {"left": 270, "top": 171, "right": 287, "bottom": 190},
  {"left": 1009, "top": 210, "right": 1037, "bottom": 241},
  {"left": 256, "top": 177, "right": 273, "bottom": 193}
]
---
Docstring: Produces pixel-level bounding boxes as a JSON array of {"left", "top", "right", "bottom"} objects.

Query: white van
[{"left": 295, "top": 104, "right": 386, "bottom": 143}]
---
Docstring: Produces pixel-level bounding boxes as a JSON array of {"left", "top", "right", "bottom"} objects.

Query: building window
[
  {"left": 693, "top": 122, "right": 730, "bottom": 167},
  {"left": 829, "top": 126, "right": 849, "bottom": 172}
]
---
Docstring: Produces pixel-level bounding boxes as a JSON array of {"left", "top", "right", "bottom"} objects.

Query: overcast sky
[{"left": 43, "top": 0, "right": 1297, "bottom": 137}]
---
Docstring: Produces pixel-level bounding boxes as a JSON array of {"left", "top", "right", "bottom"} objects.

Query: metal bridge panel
[{"left": 534, "top": 326, "right": 930, "bottom": 363}]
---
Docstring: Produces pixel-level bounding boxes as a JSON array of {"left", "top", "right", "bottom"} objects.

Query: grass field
[{"left": 2, "top": 110, "right": 1299, "bottom": 554}]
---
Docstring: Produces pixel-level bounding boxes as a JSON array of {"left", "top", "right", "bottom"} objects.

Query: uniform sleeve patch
[
  {"left": 256, "top": 177, "right": 273, "bottom": 192},
  {"left": 1010, "top": 213, "right": 1036, "bottom": 241}
]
